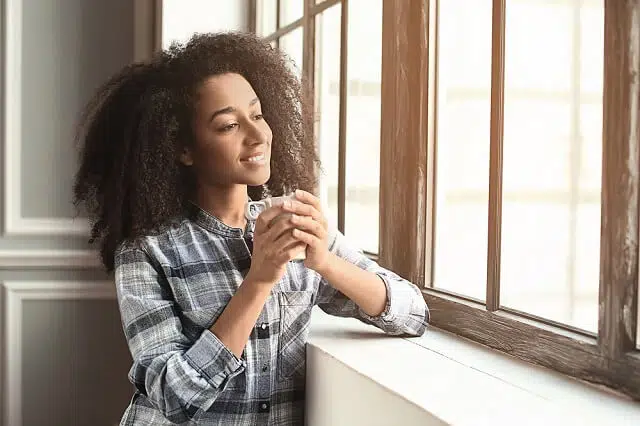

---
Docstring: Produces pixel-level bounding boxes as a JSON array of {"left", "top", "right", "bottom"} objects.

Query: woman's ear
[{"left": 179, "top": 146, "right": 194, "bottom": 166}]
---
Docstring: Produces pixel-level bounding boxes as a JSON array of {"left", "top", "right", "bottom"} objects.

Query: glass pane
[
  {"left": 432, "top": 0, "right": 492, "bottom": 300},
  {"left": 500, "top": 0, "right": 603, "bottom": 333},
  {"left": 344, "top": 0, "right": 382, "bottom": 253},
  {"left": 280, "top": 0, "right": 304, "bottom": 28},
  {"left": 257, "top": 0, "right": 278, "bottom": 37},
  {"left": 162, "top": 0, "right": 250, "bottom": 45},
  {"left": 279, "top": 27, "right": 304, "bottom": 77},
  {"left": 315, "top": 5, "right": 341, "bottom": 228}
]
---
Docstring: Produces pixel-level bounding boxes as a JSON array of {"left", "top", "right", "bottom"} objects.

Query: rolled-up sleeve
[
  {"left": 115, "top": 242, "right": 245, "bottom": 424},
  {"left": 315, "top": 230, "right": 429, "bottom": 336}
]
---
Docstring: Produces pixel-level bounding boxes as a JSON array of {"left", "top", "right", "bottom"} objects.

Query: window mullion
[
  {"left": 597, "top": 0, "right": 640, "bottom": 357},
  {"left": 302, "top": 0, "right": 317, "bottom": 196},
  {"left": 248, "top": 0, "right": 257, "bottom": 34},
  {"left": 337, "top": 0, "right": 348, "bottom": 233},
  {"left": 486, "top": 0, "right": 506, "bottom": 312},
  {"left": 379, "top": 0, "right": 431, "bottom": 285},
  {"left": 275, "top": 0, "right": 281, "bottom": 48},
  {"left": 425, "top": 0, "right": 438, "bottom": 286}
]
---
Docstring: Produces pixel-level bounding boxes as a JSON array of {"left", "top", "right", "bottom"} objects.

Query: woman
[{"left": 74, "top": 32, "right": 429, "bottom": 425}]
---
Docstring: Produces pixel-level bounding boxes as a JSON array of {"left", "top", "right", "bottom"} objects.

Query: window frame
[
  {"left": 253, "top": 0, "right": 640, "bottom": 400},
  {"left": 254, "top": 0, "right": 380, "bottom": 258}
]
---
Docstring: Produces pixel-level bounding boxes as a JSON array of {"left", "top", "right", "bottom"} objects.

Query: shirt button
[
  {"left": 259, "top": 401, "right": 270, "bottom": 412},
  {"left": 257, "top": 322, "right": 270, "bottom": 338}
]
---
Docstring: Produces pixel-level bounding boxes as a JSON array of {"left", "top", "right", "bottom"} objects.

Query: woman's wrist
[
  {"left": 313, "top": 252, "right": 338, "bottom": 279},
  {"left": 244, "top": 270, "right": 279, "bottom": 293}
]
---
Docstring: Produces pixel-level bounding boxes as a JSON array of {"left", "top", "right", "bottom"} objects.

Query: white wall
[
  {"left": 161, "top": 0, "right": 249, "bottom": 47},
  {"left": 2, "top": 0, "right": 135, "bottom": 424},
  {"left": 305, "top": 310, "right": 640, "bottom": 426},
  {"left": 306, "top": 347, "right": 446, "bottom": 426}
]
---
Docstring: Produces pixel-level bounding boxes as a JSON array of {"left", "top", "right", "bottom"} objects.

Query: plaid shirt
[{"left": 115, "top": 205, "right": 429, "bottom": 425}]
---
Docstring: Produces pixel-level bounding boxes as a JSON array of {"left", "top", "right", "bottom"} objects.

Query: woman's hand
[
  {"left": 283, "top": 189, "right": 332, "bottom": 272},
  {"left": 246, "top": 204, "right": 306, "bottom": 286}
]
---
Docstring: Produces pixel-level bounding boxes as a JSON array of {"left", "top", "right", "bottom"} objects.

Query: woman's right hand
[{"left": 246, "top": 203, "right": 306, "bottom": 286}]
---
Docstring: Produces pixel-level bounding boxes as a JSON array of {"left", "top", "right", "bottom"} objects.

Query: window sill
[{"left": 305, "top": 308, "right": 640, "bottom": 426}]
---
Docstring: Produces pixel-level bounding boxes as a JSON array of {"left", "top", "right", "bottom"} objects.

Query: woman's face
[{"left": 181, "top": 73, "right": 273, "bottom": 189}]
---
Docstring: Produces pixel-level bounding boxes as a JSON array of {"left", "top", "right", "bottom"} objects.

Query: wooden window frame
[
  {"left": 380, "top": 0, "right": 640, "bottom": 400},
  {"left": 265, "top": 0, "right": 346, "bottom": 235},
  {"left": 254, "top": 0, "right": 379, "bottom": 255},
  {"left": 252, "top": 0, "right": 640, "bottom": 400}
]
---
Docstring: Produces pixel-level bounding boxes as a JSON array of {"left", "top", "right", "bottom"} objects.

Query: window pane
[
  {"left": 279, "top": 27, "right": 303, "bottom": 77},
  {"left": 579, "top": 104, "right": 602, "bottom": 192},
  {"left": 280, "top": 0, "right": 304, "bottom": 28},
  {"left": 432, "top": 0, "right": 492, "bottom": 300},
  {"left": 315, "top": 5, "right": 341, "bottom": 227},
  {"left": 162, "top": 0, "right": 248, "bottom": 45},
  {"left": 344, "top": 0, "right": 382, "bottom": 253},
  {"left": 256, "top": 0, "right": 278, "bottom": 37},
  {"left": 500, "top": 0, "right": 603, "bottom": 333}
]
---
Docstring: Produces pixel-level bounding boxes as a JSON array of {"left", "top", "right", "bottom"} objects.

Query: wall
[
  {"left": 306, "top": 347, "right": 446, "bottom": 426},
  {"left": 0, "top": 1, "right": 249, "bottom": 424},
  {"left": 1, "top": 0, "right": 135, "bottom": 424}
]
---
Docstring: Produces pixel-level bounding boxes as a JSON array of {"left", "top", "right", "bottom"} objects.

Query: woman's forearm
[
  {"left": 316, "top": 253, "right": 388, "bottom": 317},
  {"left": 209, "top": 277, "right": 273, "bottom": 358}
]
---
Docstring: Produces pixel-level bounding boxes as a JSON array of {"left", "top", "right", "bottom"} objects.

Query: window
[
  {"left": 434, "top": 0, "right": 604, "bottom": 333},
  {"left": 161, "top": 0, "right": 247, "bottom": 46},
  {"left": 253, "top": 0, "right": 640, "bottom": 400},
  {"left": 255, "top": 0, "right": 382, "bottom": 255}
]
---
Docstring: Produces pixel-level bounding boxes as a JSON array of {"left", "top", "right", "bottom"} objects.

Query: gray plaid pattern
[{"left": 115, "top": 205, "right": 429, "bottom": 425}]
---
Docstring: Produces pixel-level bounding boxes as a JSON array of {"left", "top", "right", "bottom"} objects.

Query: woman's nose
[{"left": 245, "top": 121, "right": 269, "bottom": 145}]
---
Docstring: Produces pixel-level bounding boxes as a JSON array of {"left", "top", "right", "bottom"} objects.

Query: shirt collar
[{"left": 187, "top": 202, "right": 255, "bottom": 238}]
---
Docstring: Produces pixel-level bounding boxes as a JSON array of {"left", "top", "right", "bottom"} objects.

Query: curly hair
[{"left": 73, "top": 32, "right": 319, "bottom": 272}]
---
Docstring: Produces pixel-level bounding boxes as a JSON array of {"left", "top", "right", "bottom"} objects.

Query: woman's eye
[
  {"left": 253, "top": 114, "right": 263, "bottom": 120},
  {"left": 219, "top": 123, "right": 238, "bottom": 132}
]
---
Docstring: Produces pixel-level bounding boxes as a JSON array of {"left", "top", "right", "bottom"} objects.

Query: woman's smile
[{"left": 240, "top": 151, "right": 268, "bottom": 166}]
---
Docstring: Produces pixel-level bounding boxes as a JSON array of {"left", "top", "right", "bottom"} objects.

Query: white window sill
[{"left": 305, "top": 308, "right": 640, "bottom": 426}]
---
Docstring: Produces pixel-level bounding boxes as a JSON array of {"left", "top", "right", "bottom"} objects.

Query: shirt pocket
[{"left": 277, "top": 290, "right": 315, "bottom": 382}]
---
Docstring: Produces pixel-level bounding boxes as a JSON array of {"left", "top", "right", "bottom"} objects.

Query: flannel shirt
[{"left": 115, "top": 204, "right": 429, "bottom": 425}]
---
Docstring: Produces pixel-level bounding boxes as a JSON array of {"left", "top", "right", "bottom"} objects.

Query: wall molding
[
  {"left": 0, "top": 250, "right": 101, "bottom": 268},
  {"left": 2, "top": 0, "right": 90, "bottom": 236},
  {"left": 2, "top": 280, "right": 116, "bottom": 426}
]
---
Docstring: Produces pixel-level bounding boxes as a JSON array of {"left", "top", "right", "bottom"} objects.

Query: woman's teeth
[{"left": 245, "top": 154, "right": 264, "bottom": 162}]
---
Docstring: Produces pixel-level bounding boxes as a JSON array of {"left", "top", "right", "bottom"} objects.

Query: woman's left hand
[{"left": 283, "top": 189, "right": 331, "bottom": 272}]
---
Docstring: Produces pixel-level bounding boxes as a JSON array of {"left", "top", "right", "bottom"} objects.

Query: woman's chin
[{"left": 243, "top": 169, "right": 271, "bottom": 186}]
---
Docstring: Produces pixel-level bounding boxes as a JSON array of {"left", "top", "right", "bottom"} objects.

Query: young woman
[{"left": 73, "top": 32, "right": 429, "bottom": 425}]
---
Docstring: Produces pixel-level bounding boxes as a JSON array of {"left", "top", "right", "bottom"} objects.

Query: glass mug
[{"left": 245, "top": 194, "right": 306, "bottom": 261}]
